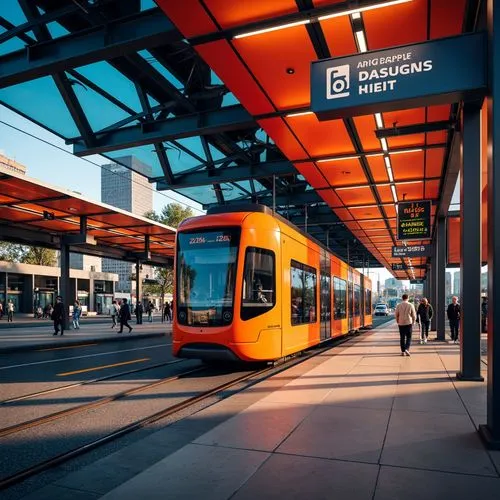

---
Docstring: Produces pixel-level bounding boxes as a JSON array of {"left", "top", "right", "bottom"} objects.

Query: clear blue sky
[{"left": 0, "top": 104, "right": 204, "bottom": 214}]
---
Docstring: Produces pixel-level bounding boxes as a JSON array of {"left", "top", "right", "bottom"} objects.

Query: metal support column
[
  {"left": 60, "top": 241, "right": 70, "bottom": 330},
  {"left": 436, "top": 217, "right": 446, "bottom": 341},
  {"left": 457, "top": 103, "right": 484, "bottom": 382},
  {"left": 136, "top": 259, "right": 142, "bottom": 310},
  {"left": 430, "top": 258, "right": 437, "bottom": 331},
  {"left": 480, "top": 0, "right": 500, "bottom": 448}
]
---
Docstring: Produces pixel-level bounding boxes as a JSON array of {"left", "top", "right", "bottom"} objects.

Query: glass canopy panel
[
  {"left": 2, "top": 0, "right": 28, "bottom": 25},
  {"left": 0, "top": 34, "right": 26, "bottom": 56},
  {"left": 222, "top": 92, "right": 239, "bottom": 107},
  {"left": 220, "top": 183, "right": 252, "bottom": 200},
  {"left": 174, "top": 186, "right": 219, "bottom": 205},
  {"left": 209, "top": 144, "right": 226, "bottom": 162},
  {"left": 73, "top": 62, "right": 142, "bottom": 113},
  {"left": 141, "top": 0, "right": 157, "bottom": 10},
  {"left": 139, "top": 50, "right": 184, "bottom": 90},
  {"left": 105, "top": 146, "right": 163, "bottom": 179},
  {"left": 0, "top": 76, "right": 79, "bottom": 137},
  {"left": 165, "top": 137, "right": 207, "bottom": 174},
  {"left": 46, "top": 21, "right": 70, "bottom": 39}
]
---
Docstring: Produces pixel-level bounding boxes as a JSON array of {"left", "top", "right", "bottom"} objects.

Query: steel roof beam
[
  {"left": 72, "top": 105, "right": 255, "bottom": 156},
  {"left": 0, "top": 8, "right": 180, "bottom": 89},
  {"left": 156, "top": 160, "right": 297, "bottom": 190},
  {"left": 202, "top": 190, "right": 322, "bottom": 210}
]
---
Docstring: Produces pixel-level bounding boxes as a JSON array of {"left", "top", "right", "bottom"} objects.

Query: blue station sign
[{"left": 311, "top": 32, "right": 487, "bottom": 120}]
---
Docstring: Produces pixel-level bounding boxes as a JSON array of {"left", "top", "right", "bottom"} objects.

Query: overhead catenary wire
[{"left": 0, "top": 119, "right": 205, "bottom": 214}]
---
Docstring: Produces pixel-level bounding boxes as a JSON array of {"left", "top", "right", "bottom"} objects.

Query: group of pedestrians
[
  {"left": 0, "top": 300, "right": 15, "bottom": 322},
  {"left": 395, "top": 295, "right": 463, "bottom": 356}
]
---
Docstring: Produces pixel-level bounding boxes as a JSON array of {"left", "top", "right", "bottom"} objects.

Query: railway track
[{"left": 0, "top": 332, "right": 364, "bottom": 492}]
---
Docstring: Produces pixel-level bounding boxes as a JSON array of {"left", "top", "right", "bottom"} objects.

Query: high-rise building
[
  {"left": 0, "top": 153, "right": 27, "bottom": 175},
  {"left": 101, "top": 156, "right": 153, "bottom": 293},
  {"left": 453, "top": 271, "right": 460, "bottom": 296}
]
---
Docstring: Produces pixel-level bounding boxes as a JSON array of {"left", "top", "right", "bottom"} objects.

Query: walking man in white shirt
[{"left": 395, "top": 294, "right": 417, "bottom": 356}]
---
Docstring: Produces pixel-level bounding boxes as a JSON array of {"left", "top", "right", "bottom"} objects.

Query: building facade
[
  {"left": 101, "top": 156, "right": 153, "bottom": 295},
  {"left": 0, "top": 153, "right": 27, "bottom": 175}
]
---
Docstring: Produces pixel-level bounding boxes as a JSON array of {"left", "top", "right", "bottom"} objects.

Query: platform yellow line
[
  {"left": 38, "top": 343, "right": 98, "bottom": 352},
  {"left": 57, "top": 358, "right": 150, "bottom": 376}
]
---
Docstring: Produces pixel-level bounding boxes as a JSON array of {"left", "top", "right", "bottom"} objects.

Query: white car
[{"left": 374, "top": 304, "right": 389, "bottom": 316}]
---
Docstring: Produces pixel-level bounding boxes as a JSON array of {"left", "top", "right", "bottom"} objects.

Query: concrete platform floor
[{"left": 22, "top": 321, "right": 500, "bottom": 500}]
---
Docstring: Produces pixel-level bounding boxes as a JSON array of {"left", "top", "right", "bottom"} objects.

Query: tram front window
[{"left": 177, "top": 228, "right": 240, "bottom": 327}]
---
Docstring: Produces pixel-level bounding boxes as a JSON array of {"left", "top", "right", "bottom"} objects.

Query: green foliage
[
  {"left": 0, "top": 242, "right": 24, "bottom": 262},
  {"left": 22, "top": 247, "right": 57, "bottom": 266},
  {"left": 0, "top": 243, "right": 56, "bottom": 266},
  {"left": 144, "top": 203, "right": 194, "bottom": 229}
]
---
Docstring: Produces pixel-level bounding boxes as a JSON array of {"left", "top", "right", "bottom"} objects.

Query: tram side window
[
  {"left": 333, "top": 277, "right": 347, "bottom": 320},
  {"left": 354, "top": 285, "right": 361, "bottom": 316},
  {"left": 365, "top": 289, "right": 372, "bottom": 315},
  {"left": 241, "top": 247, "right": 275, "bottom": 320},
  {"left": 291, "top": 260, "right": 317, "bottom": 325}
]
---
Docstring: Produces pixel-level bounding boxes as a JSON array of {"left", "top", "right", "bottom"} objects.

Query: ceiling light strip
[
  {"left": 234, "top": 19, "right": 310, "bottom": 39},
  {"left": 317, "top": 155, "right": 360, "bottom": 163},
  {"left": 318, "top": 0, "right": 412, "bottom": 21},
  {"left": 286, "top": 111, "right": 314, "bottom": 118}
]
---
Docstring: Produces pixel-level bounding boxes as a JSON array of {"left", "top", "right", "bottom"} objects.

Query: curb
[{"left": 0, "top": 331, "right": 169, "bottom": 354}]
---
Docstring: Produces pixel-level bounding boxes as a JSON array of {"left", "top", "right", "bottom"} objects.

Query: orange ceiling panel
[
  {"left": 320, "top": 16, "right": 357, "bottom": 57},
  {"left": 376, "top": 184, "right": 394, "bottom": 204},
  {"left": 234, "top": 26, "right": 316, "bottom": 109},
  {"left": 391, "top": 150, "right": 425, "bottom": 180},
  {"left": 294, "top": 162, "right": 329, "bottom": 189},
  {"left": 334, "top": 208, "right": 354, "bottom": 221},
  {"left": 287, "top": 116, "right": 355, "bottom": 157},
  {"left": 367, "top": 155, "right": 389, "bottom": 182},
  {"left": 39, "top": 198, "right": 105, "bottom": 215},
  {"left": 317, "top": 158, "right": 366, "bottom": 186},
  {"left": 385, "top": 205, "right": 397, "bottom": 218},
  {"left": 0, "top": 179, "right": 55, "bottom": 201},
  {"left": 30, "top": 219, "right": 80, "bottom": 231},
  {"left": 424, "top": 179, "right": 441, "bottom": 199},
  {"left": 425, "top": 148, "right": 445, "bottom": 177},
  {"left": 258, "top": 118, "right": 308, "bottom": 160},
  {"left": 364, "top": 0, "right": 427, "bottom": 50},
  {"left": 354, "top": 115, "right": 380, "bottom": 151},
  {"left": 344, "top": 221, "right": 361, "bottom": 231},
  {"left": 387, "top": 133, "right": 425, "bottom": 149},
  {"left": 348, "top": 206, "right": 382, "bottom": 220},
  {"left": 204, "top": 0, "right": 298, "bottom": 28},
  {"left": 318, "top": 189, "right": 343, "bottom": 208},
  {"left": 196, "top": 40, "right": 274, "bottom": 115},
  {"left": 359, "top": 219, "right": 387, "bottom": 230},
  {"left": 426, "top": 131, "right": 448, "bottom": 145},
  {"left": 0, "top": 195, "right": 18, "bottom": 203},
  {"left": 428, "top": 104, "right": 452, "bottom": 121},
  {"left": 15, "top": 204, "right": 67, "bottom": 217},
  {"left": 395, "top": 181, "right": 424, "bottom": 201},
  {"left": 156, "top": 0, "right": 217, "bottom": 38},
  {"left": 430, "top": 0, "right": 467, "bottom": 39},
  {"left": 336, "top": 187, "right": 376, "bottom": 207},
  {"left": 383, "top": 107, "right": 426, "bottom": 127},
  {"left": 0, "top": 207, "right": 45, "bottom": 222}
]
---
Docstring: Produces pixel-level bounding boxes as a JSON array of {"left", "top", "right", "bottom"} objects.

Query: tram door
[
  {"left": 320, "top": 252, "right": 331, "bottom": 340},
  {"left": 360, "top": 276, "right": 365, "bottom": 327},
  {"left": 348, "top": 272, "right": 354, "bottom": 331}
]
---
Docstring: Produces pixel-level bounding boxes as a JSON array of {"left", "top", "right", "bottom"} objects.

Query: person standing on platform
[
  {"left": 7, "top": 300, "right": 14, "bottom": 322},
  {"left": 52, "top": 296, "right": 66, "bottom": 336},
  {"left": 118, "top": 298, "right": 133, "bottom": 333},
  {"left": 135, "top": 301, "right": 143, "bottom": 325},
  {"left": 0, "top": 302, "right": 3, "bottom": 320},
  {"left": 147, "top": 301, "right": 154, "bottom": 323},
  {"left": 72, "top": 300, "right": 82, "bottom": 329},
  {"left": 395, "top": 294, "right": 416, "bottom": 356},
  {"left": 481, "top": 296, "right": 488, "bottom": 333},
  {"left": 447, "top": 296, "right": 461, "bottom": 344},
  {"left": 416, "top": 297, "right": 433, "bottom": 344},
  {"left": 111, "top": 300, "right": 119, "bottom": 328},
  {"left": 164, "top": 301, "right": 172, "bottom": 322}
]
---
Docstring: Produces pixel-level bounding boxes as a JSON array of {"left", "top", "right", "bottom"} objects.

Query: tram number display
[{"left": 188, "top": 232, "right": 233, "bottom": 246}]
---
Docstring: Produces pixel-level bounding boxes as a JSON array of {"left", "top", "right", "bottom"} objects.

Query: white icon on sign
[{"left": 326, "top": 64, "right": 350, "bottom": 99}]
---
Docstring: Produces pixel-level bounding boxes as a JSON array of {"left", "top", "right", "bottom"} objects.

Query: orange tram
[{"left": 173, "top": 205, "right": 372, "bottom": 362}]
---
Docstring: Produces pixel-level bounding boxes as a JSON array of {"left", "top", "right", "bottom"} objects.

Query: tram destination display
[{"left": 397, "top": 200, "right": 431, "bottom": 240}]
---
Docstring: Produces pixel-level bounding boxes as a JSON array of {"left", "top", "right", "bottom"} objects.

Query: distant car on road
[{"left": 374, "top": 304, "right": 389, "bottom": 316}]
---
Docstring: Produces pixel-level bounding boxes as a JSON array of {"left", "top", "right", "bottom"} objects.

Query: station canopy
[
  {"left": 0, "top": 169, "right": 176, "bottom": 264},
  {"left": 0, "top": 0, "right": 472, "bottom": 278}
]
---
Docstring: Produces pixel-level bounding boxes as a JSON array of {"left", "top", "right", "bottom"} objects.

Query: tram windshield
[{"left": 176, "top": 228, "right": 240, "bottom": 327}]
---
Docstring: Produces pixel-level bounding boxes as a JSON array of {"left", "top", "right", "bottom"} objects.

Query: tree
[
  {"left": 0, "top": 242, "right": 25, "bottom": 262},
  {"left": 144, "top": 203, "right": 194, "bottom": 228},
  {"left": 143, "top": 203, "right": 194, "bottom": 304},
  {"left": 22, "top": 247, "right": 57, "bottom": 266}
]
